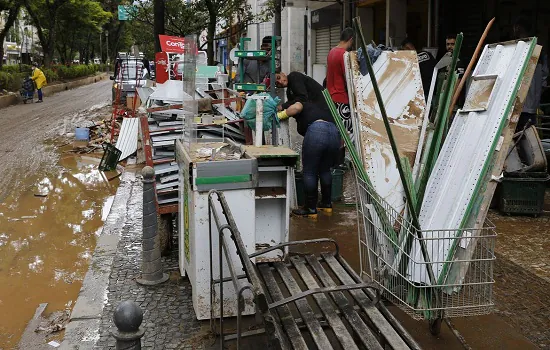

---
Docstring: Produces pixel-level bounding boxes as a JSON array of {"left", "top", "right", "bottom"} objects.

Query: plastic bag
[{"left": 240, "top": 93, "right": 281, "bottom": 131}]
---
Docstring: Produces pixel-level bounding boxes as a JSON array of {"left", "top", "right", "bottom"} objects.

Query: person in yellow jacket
[{"left": 31, "top": 62, "right": 47, "bottom": 103}]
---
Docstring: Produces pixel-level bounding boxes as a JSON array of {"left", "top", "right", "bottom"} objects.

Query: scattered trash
[{"left": 47, "top": 341, "right": 60, "bottom": 347}]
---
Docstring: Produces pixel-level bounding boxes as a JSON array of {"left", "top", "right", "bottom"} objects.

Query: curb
[
  {"left": 61, "top": 171, "right": 139, "bottom": 350},
  {"left": 0, "top": 72, "right": 109, "bottom": 109}
]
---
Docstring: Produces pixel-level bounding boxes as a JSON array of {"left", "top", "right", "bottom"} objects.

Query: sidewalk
[{"left": 62, "top": 171, "right": 207, "bottom": 349}]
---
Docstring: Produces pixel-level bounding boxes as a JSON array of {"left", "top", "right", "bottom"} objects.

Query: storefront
[{"left": 310, "top": 3, "right": 341, "bottom": 84}]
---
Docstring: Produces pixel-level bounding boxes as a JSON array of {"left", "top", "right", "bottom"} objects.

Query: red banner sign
[
  {"left": 159, "top": 35, "right": 186, "bottom": 53},
  {"left": 155, "top": 51, "right": 169, "bottom": 84}
]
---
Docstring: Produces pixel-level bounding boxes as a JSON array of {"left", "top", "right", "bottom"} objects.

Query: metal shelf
[
  {"left": 235, "top": 83, "right": 267, "bottom": 92},
  {"left": 235, "top": 51, "right": 269, "bottom": 60}
]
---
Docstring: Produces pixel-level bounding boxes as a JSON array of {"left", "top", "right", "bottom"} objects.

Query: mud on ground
[{"left": 0, "top": 79, "right": 112, "bottom": 201}]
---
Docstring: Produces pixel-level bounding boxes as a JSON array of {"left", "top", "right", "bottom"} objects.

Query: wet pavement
[
  {"left": 289, "top": 204, "right": 542, "bottom": 349},
  {"left": 0, "top": 151, "right": 118, "bottom": 348},
  {"left": 289, "top": 168, "right": 550, "bottom": 349}
]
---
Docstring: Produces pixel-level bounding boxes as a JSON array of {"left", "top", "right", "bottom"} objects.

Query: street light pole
[
  {"left": 100, "top": 32, "right": 103, "bottom": 64},
  {"left": 106, "top": 31, "right": 110, "bottom": 65}
]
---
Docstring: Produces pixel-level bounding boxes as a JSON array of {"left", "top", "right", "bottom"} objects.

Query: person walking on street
[
  {"left": 31, "top": 62, "right": 47, "bottom": 103},
  {"left": 326, "top": 27, "right": 355, "bottom": 143},
  {"left": 276, "top": 72, "right": 341, "bottom": 218}
]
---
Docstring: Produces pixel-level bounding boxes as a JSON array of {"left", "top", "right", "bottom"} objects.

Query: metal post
[
  {"left": 250, "top": 95, "right": 268, "bottom": 146},
  {"left": 110, "top": 301, "right": 145, "bottom": 350},
  {"left": 106, "top": 31, "right": 110, "bottom": 65},
  {"left": 137, "top": 166, "right": 169, "bottom": 286},
  {"left": 100, "top": 32, "right": 103, "bottom": 65}
]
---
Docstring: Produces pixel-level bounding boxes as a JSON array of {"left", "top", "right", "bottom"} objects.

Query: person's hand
[{"left": 277, "top": 105, "right": 282, "bottom": 111}]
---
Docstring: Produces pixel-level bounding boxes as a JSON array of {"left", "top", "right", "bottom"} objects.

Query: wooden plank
[
  {"left": 290, "top": 256, "right": 363, "bottom": 350},
  {"left": 337, "top": 255, "right": 422, "bottom": 350},
  {"left": 322, "top": 254, "right": 410, "bottom": 350},
  {"left": 258, "top": 264, "right": 308, "bottom": 350},
  {"left": 158, "top": 203, "right": 178, "bottom": 214},
  {"left": 273, "top": 261, "right": 334, "bottom": 350},
  {"left": 244, "top": 145, "right": 299, "bottom": 159},
  {"left": 304, "top": 255, "right": 383, "bottom": 350},
  {"left": 146, "top": 103, "right": 183, "bottom": 113}
]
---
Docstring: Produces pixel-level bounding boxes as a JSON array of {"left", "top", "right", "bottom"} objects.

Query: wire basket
[{"left": 355, "top": 175, "right": 497, "bottom": 321}]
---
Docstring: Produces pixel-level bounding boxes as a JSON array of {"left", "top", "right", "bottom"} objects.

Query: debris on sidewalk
[{"left": 341, "top": 23, "right": 540, "bottom": 332}]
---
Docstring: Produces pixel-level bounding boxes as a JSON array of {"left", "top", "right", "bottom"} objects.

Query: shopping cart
[{"left": 354, "top": 174, "right": 497, "bottom": 335}]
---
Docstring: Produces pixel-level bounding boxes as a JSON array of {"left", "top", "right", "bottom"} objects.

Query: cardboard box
[{"left": 126, "top": 95, "right": 141, "bottom": 110}]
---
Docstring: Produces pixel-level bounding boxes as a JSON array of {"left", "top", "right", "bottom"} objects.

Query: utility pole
[{"left": 100, "top": 32, "right": 103, "bottom": 64}]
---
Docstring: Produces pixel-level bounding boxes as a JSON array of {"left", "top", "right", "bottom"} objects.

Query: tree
[
  {"left": 54, "top": 0, "right": 110, "bottom": 63},
  {"left": 133, "top": 0, "right": 207, "bottom": 40},
  {"left": 153, "top": 0, "right": 163, "bottom": 52},
  {"left": 24, "top": 0, "right": 70, "bottom": 66},
  {"left": 201, "top": 0, "right": 253, "bottom": 65},
  {"left": 0, "top": 0, "right": 22, "bottom": 68}
]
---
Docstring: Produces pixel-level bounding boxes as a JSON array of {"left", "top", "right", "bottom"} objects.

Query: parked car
[{"left": 111, "top": 58, "right": 147, "bottom": 103}]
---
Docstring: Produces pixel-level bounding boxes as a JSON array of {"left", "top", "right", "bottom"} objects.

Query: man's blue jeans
[
  {"left": 302, "top": 121, "right": 341, "bottom": 210},
  {"left": 37, "top": 88, "right": 43, "bottom": 101}
]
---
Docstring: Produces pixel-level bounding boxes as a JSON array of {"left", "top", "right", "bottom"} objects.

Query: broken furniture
[
  {"left": 175, "top": 139, "right": 298, "bottom": 320},
  {"left": 208, "top": 190, "right": 421, "bottom": 350}
]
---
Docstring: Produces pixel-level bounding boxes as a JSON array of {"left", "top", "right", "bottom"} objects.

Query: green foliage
[
  {"left": 42, "top": 68, "right": 59, "bottom": 82},
  {"left": 0, "top": 64, "right": 104, "bottom": 91},
  {"left": 0, "top": 71, "right": 26, "bottom": 92},
  {"left": 55, "top": 0, "right": 111, "bottom": 63},
  {"left": 53, "top": 64, "right": 100, "bottom": 79},
  {"left": 1, "top": 64, "right": 32, "bottom": 74}
]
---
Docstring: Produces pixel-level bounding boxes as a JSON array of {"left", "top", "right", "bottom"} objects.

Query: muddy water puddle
[{"left": 0, "top": 151, "right": 119, "bottom": 348}]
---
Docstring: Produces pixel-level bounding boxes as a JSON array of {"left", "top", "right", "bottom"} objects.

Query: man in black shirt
[
  {"left": 275, "top": 71, "right": 340, "bottom": 218},
  {"left": 401, "top": 39, "right": 436, "bottom": 99}
]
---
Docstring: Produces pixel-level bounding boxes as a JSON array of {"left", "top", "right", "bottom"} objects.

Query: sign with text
[
  {"left": 155, "top": 51, "right": 169, "bottom": 84},
  {"left": 118, "top": 5, "right": 137, "bottom": 21},
  {"left": 159, "top": 34, "right": 186, "bottom": 54}
]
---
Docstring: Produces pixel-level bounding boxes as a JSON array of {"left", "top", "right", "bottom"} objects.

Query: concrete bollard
[
  {"left": 111, "top": 301, "right": 145, "bottom": 350},
  {"left": 136, "top": 166, "right": 169, "bottom": 286}
]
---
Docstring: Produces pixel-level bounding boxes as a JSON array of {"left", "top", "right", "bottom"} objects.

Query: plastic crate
[
  {"left": 499, "top": 174, "right": 549, "bottom": 216},
  {"left": 99, "top": 143, "right": 122, "bottom": 171}
]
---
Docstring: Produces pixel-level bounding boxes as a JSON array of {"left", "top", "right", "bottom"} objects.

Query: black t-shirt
[
  {"left": 295, "top": 102, "right": 335, "bottom": 136},
  {"left": 417, "top": 51, "right": 437, "bottom": 99},
  {"left": 282, "top": 72, "right": 328, "bottom": 110}
]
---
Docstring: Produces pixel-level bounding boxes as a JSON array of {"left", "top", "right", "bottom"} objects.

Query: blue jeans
[
  {"left": 37, "top": 88, "right": 43, "bottom": 101},
  {"left": 302, "top": 121, "right": 341, "bottom": 209}
]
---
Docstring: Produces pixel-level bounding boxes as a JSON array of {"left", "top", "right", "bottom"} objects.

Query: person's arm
[{"left": 282, "top": 73, "right": 308, "bottom": 109}]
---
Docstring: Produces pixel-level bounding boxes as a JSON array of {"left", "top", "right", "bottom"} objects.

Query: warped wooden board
[
  {"left": 410, "top": 39, "right": 536, "bottom": 285},
  {"left": 348, "top": 51, "right": 426, "bottom": 216}
]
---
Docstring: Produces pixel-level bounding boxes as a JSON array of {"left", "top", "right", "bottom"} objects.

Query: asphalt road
[{"left": 0, "top": 78, "right": 111, "bottom": 200}]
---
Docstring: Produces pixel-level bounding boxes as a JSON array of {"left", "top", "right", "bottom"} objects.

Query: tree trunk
[
  {"left": 205, "top": 0, "right": 216, "bottom": 66},
  {"left": 153, "top": 0, "right": 165, "bottom": 52},
  {"left": 0, "top": 5, "right": 21, "bottom": 68},
  {"left": 85, "top": 33, "right": 91, "bottom": 64}
]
